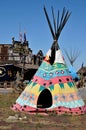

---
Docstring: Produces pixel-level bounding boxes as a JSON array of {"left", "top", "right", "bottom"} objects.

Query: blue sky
[{"left": 0, "top": 0, "right": 86, "bottom": 71}]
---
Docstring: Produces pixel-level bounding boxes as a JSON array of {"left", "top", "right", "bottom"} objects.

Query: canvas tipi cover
[{"left": 11, "top": 7, "right": 86, "bottom": 115}]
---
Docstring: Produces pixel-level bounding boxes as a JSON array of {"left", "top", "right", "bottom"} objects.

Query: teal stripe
[
  {"left": 59, "top": 83, "right": 64, "bottom": 88},
  {"left": 49, "top": 99, "right": 85, "bottom": 108},
  {"left": 16, "top": 97, "right": 36, "bottom": 108},
  {"left": 49, "top": 85, "right": 54, "bottom": 91},
  {"left": 39, "top": 86, "right": 45, "bottom": 92},
  {"left": 36, "top": 69, "right": 70, "bottom": 79},
  {"left": 67, "top": 82, "right": 74, "bottom": 88}
]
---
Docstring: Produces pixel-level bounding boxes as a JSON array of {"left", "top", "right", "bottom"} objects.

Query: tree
[
  {"left": 64, "top": 48, "right": 80, "bottom": 66},
  {"left": 64, "top": 48, "right": 80, "bottom": 81}
]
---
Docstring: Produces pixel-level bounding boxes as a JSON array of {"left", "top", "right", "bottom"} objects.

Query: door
[{"left": 37, "top": 89, "right": 52, "bottom": 108}]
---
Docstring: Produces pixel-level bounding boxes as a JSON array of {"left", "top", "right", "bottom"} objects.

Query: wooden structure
[{"left": 0, "top": 34, "right": 44, "bottom": 83}]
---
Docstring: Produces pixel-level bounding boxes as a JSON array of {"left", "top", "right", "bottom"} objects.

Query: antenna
[{"left": 19, "top": 23, "right": 22, "bottom": 42}]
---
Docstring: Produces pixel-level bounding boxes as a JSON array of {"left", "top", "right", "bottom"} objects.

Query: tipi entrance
[{"left": 37, "top": 89, "right": 52, "bottom": 108}]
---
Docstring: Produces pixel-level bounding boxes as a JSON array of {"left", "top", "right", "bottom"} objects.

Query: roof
[
  {"left": 78, "top": 66, "right": 86, "bottom": 74},
  {"left": 14, "top": 63, "right": 38, "bottom": 70}
]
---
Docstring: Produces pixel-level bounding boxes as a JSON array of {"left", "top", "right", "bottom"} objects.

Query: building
[
  {"left": 8, "top": 37, "right": 33, "bottom": 64},
  {"left": 0, "top": 35, "right": 44, "bottom": 84},
  {"left": 0, "top": 44, "right": 11, "bottom": 64},
  {"left": 76, "top": 66, "right": 86, "bottom": 88}
]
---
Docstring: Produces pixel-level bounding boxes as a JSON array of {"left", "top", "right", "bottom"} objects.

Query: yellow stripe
[
  {"left": 25, "top": 83, "right": 40, "bottom": 96},
  {"left": 51, "top": 83, "right": 78, "bottom": 95}
]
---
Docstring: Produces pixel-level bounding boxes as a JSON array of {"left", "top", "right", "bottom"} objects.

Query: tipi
[{"left": 11, "top": 7, "right": 86, "bottom": 115}]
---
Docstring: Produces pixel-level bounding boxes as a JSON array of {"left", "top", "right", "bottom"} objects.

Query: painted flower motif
[
  {"left": 26, "top": 93, "right": 30, "bottom": 98},
  {"left": 70, "top": 94, "right": 74, "bottom": 99},
  {"left": 54, "top": 95, "right": 58, "bottom": 101},
  {"left": 29, "top": 94, "right": 35, "bottom": 101},
  {"left": 21, "top": 92, "right": 27, "bottom": 98},
  {"left": 62, "top": 95, "right": 66, "bottom": 99},
  {"left": 55, "top": 71, "right": 59, "bottom": 74},
  {"left": 50, "top": 72, "right": 53, "bottom": 77},
  {"left": 61, "top": 70, "right": 64, "bottom": 74},
  {"left": 43, "top": 73, "right": 46, "bottom": 77}
]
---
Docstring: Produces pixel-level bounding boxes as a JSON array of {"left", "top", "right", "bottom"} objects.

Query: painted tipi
[{"left": 11, "top": 7, "right": 86, "bottom": 115}]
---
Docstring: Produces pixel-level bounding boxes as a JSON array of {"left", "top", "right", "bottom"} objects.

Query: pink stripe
[
  {"left": 53, "top": 105, "right": 86, "bottom": 113},
  {"left": 11, "top": 104, "right": 86, "bottom": 115},
  {"left": 32, "top": 75, "right": 74, "bottom": 87},
  {"left": 23, "top": 106, "right": 36, "bottom": 112}
]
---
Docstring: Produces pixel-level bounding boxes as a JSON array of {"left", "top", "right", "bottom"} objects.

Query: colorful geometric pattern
[{"left": 11, "top": 49, "right": 86, "bottom": 115}]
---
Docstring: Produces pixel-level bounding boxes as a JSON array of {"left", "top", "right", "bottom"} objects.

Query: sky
[{"left": 0, "top": 0, "right": 86, "bottom": 71}]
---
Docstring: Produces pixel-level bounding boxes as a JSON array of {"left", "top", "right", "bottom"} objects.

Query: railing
[
  {"left": 0, "top": 81, "right": 13, "bottom": 88},
  {"left": 0, "top": 54, "right": 43, "bottom": 66}
]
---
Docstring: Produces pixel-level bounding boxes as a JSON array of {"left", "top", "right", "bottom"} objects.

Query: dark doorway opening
[{"left": 37, "top": 89, "right": 52, "bottom": 108}]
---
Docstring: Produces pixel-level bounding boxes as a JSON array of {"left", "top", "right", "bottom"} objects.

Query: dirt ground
[{"left": 0, "top": 92, "right": 86, "bottom": 130}]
